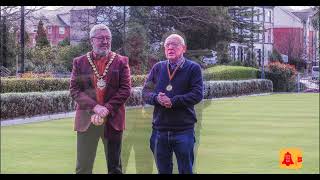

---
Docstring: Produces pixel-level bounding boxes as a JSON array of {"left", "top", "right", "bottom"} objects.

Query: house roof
[
  {"left": 57, "top": 13, "right": 70, "bottom": 26},
  {"left": 291, "top": 9, "right": 314, "bottom": 22},
  {"left": 278, "top": 6, "right": 302, "bottom": 23},
  {"left": 28, "top": 6, "right": 96, "bottom": 27}
]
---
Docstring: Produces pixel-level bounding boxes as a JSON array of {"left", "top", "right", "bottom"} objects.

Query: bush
[
  {"left": 1, "top": 91, "right": 75, "bottom": 120},
  {"left": 203, "top": 65, "right": 259, "bottom": 81},
  {"left": 269, "top": 48, "right": 283, "bottom": 63},
  {"left": 1, "top": 88, "right": 143, "bottom": 120},
  {"left": 1, "top": 76, "right": 148, "bottom": 93},
  {"left": 1, "top": 78, "right": 70, "bottom": 93},
  {"left": 289, "top": 57, "right": 306, "bottom": 72},
  {"left": 265, "top": 62, "right": 297, "bottom": 92},
  {"left": 203, "top": 79, "right": 273, "bottom": 99},
  {"left": 56, "top": 43, "right": 90, "bottom": 73},
  {"left": 25, "top": 46, "right": 57, "bottom": 73},
  {"left": 1, "top": 66, "right": 261, "bottom": 93},
  {"left": 131, "top": 75, "right": 147, "bottom": 87},
  {"left": 1, "top": 79, "right": 273, "bottom": 120},
  {"left": 228, "top": 61, "right": 243, "bottom": 66}
]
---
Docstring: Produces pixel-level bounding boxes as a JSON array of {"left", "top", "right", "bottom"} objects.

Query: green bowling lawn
[{"left": 1, "top": 93, "right": 319, "bottom": 174}]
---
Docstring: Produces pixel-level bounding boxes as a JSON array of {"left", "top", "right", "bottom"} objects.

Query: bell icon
[{"left": 282, "top": 152, "right": 294, "bottom": 166}]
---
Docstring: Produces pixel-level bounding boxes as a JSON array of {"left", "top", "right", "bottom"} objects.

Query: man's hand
[
  {"left": 93, "top": 104, "right": 109, "bottom": 118},
  {"left": 91, "top": 114, "right": 105, "bottom": 126},
  {"left": 157, "top": 92, "right": 172, "bottom": 108}
]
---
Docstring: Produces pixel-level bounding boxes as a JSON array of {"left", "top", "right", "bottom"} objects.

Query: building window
[
  {"left": 256, "top": 9, "right": 260, "bottom": 21},
  {"left": 255, "top": 32, "right": 259, "bottom": 41},
  {"left": 33, "top": 25, "right": 37, "bottom": 33},
  {"left": 256, "top": 49, "right": 261, "bottom": 66},
  {"left": 238, "top": 46, "right": 244, "bottom": 62},
  {"left": 267, "top": 29, "right": 271, "bottom": 43},
  {"left": 59, "top": 27, "right": 65, "bottom": 35},
  {"left": 47, "top": 26, "right": 52, "bottom": 34},
  {"left": 230, "top": 46, "right": 236, "bottom": 61},
  {"left": 268, "top": 11, "right": 272, "bottom": 22}
]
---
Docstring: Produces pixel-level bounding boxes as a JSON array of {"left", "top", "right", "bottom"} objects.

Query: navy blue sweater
[{"left": 142, "top": 58, "right": 204, "bottom": 131}]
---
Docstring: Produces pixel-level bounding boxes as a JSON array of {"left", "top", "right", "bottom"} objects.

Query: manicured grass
[{"left": 1, "top": 93, "right": 319, "bottom": 174}]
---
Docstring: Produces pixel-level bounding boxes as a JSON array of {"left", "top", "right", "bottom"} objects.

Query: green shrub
[
  {"left": 1, "top": 78, "right": 70, "bottom": 93},
  {"left": 269, "top": 48, "right": 283, "bottom": 63},
  {"left": 288, "top": 57, "right": 306, "bottom": 72},
  {"left": 203, "top": 79, "right": 273, "bottom": 98},
  {"left": 131, "top": 75, "right": 147, "bottom": 87},
  {"left": 203, "top": 65, "right": 259, "bottom": 81},
  {"left": 1, "top": 79, "right": 273, "bottom": 120},
  {"left": 265, "top": 62, "right": 297, "bottom": 92},
  {"left": 1, "top": 88, "right": 143, "bottom": 120},
  {"left": 228, "top": 61, "right": 244, "bottom": 66},
  {"left": 1, "top": 91, "right": 75, "bottom": 120}
]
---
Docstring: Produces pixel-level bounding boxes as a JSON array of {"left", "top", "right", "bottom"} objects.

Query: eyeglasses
[
  {"left": 164, "top": 42, "right": 181, "bottom": 48},
  {"left": 92, "top": 36, "right": 111, "bottom": 41}
]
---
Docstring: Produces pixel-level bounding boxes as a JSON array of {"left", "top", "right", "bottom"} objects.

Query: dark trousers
[
  {"left": 76, "top": 124, "right": 123, "bottom": 174},
  {"left": 150, "top": 128, "right": 195, "bottom": 174}
]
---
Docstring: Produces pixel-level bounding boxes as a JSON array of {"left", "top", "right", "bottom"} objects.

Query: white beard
[{"left": 93, "top": 47, "right": 111, "bottom": 57}]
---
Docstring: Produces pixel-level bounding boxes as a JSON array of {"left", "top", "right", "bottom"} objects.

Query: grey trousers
[{"left": 76, "top": 124, "right": 122, "bottom": 174}]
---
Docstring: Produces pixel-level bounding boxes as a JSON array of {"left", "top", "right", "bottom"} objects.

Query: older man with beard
[{"left": 70, "top": 24, "right": 131, "bottom": 174}]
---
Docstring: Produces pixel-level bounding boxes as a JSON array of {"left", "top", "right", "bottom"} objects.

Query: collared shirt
[
  {"left": 168, "top": 56, "right": 185, "bottom": 71},
  {"left": 91, "top": 51, "right": 112, "bottom": 105}
]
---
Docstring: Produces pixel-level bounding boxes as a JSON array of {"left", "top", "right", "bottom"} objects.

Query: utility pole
[
  {"left": 0, "top": 6, "right": 3, "bottom": 67},
  {"left": 261, "top": 6, "right": 265, "bottom": 79},
  {"left": 123, "top": 6, "right": 126, "bottom": 55},
  {"left": 251, "top": 6, "right": 254, "bottom": 63},
  {"left": 18, "top": 6, "right": 25, "bottom": 75}
]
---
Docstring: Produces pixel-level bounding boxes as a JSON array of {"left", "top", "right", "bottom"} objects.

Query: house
[
  {"left": 273, "top": 6, "right": 319, "bottom": 73},
  {"left": 25, "top": 6, "right": 96, "bottom": 47},
  {"left": 228, "top": 6, "right": 274, "bottom": 67},
  {"left": 25, "top": 7, "right": 71, "bottom": 47}
]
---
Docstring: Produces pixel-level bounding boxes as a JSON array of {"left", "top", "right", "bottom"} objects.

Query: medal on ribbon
[
  {"left": 87, "top": 52, "right": 116, "bottom": 90},
  {"left": 166, "top": 59, "right": 184, "bottom": 92}
]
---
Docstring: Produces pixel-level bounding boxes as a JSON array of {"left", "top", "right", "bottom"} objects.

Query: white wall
[{"left": 274, "top": 7, "right": 303, "bottom": 28}]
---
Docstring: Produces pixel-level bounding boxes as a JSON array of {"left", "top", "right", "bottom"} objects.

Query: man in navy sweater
[{"left": 142, "top": 34, "right": 203, "bottom": 174}]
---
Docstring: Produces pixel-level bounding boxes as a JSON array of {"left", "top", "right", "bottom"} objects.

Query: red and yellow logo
[{"left": 279, "top": 148, "right": 303, "bottom": 169}]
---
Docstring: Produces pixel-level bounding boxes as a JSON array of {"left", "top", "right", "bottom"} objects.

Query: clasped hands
[
  {"left": 157, "top": 92, "right": 172, "bottom": 108},
  {"left": 91, "top": 104, "right": 109, "bottom": 126}
]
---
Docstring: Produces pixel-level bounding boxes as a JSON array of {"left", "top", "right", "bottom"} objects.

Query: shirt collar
[{"left": 168, "top": 56, "right": 185, "bottom": 68}]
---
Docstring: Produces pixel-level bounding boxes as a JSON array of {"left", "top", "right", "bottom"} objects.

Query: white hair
[
  {"left": 165, "top": 34, "right": 185, "bottom": 46},
  {"left": 89, "top": 24, "right": 112, "bottom": 39}
]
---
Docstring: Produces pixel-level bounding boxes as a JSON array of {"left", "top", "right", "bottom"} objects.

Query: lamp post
[{"left": 261, "top": 6, "right": 265, "bottom": 79}]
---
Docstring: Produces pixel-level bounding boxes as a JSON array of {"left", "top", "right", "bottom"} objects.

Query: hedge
[
  {"left": 1, "top": 66, "right": 258, "bottom": 93},
  {"left": 203, "top": 65, "right": 259, "bottom": 81},
  {"left": 1, "top": 76, "right": 147, "bottom": 93},
  {"left": 203, "top": 79, "right": 273, "bottom": 99},
  {"left": 1, "top": 78, "right": 70, "bottom": 93},
  {"left": 1, "top": 79, "right": 272, "bottom": 120},
  {"left": 1, "top": 91, "right": 75, "bottom": 120}
]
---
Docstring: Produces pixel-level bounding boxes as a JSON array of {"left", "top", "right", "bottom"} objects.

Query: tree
[
  {"left": 228, "top": 6, "right": 264, "bottom": 67},
  {"left": 125, "top": 22, "right": 149, "bottom": 75},
  {"left": 244, "top": 50, "right": 258, "bottom": 68},
  {"left": 1, "top": 6, "right": 43, "bottom": 74},
  {"left": 35, "top": 20, "right": 49, "bottom": 48},
  {"left": 58, "top": 37, "right": 70, "bottom": 47},
  {"left": 229, "top": 6, "right": 262, "bottom": 47},
  {"left": 311, "top": 6, "right": 319, "bottom": 31}
]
